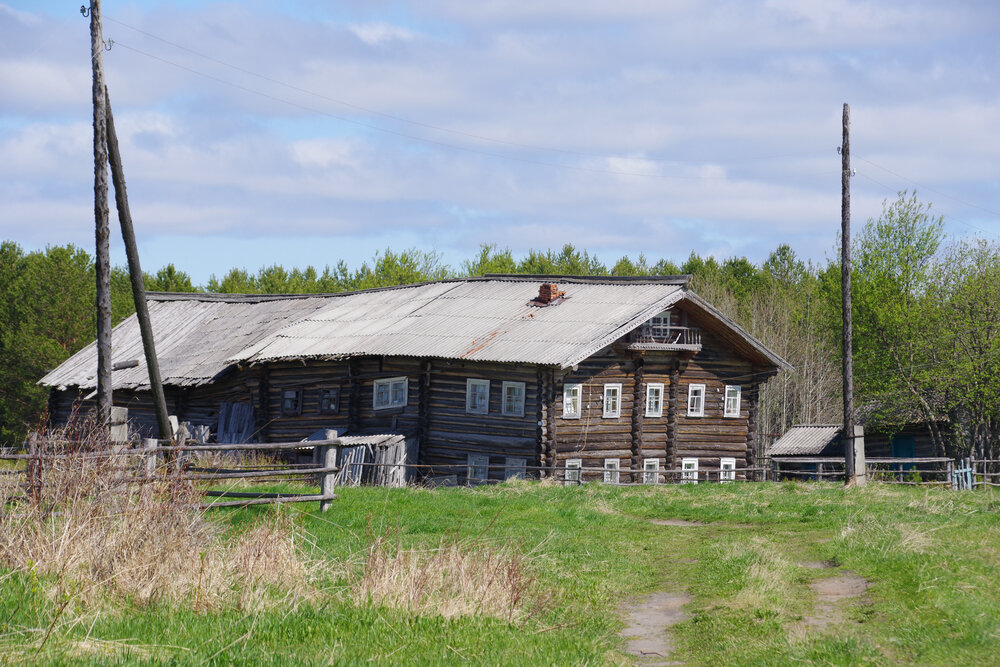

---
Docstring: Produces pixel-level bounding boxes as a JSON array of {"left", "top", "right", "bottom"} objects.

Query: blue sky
[{"left": 2, "top": 1, "right": 998, "bottom": 284}]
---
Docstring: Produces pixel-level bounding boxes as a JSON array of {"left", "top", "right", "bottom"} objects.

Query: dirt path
[
  {"left": 797, "top": 564, "right": 869, "bottom": 633},
  {"left": 620, "top": 591, "right": 691, "bottom": 665}
]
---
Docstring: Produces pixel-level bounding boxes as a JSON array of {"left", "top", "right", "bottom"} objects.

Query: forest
[{"left": 2, "top": 192, "right": 998, "bottom": 459}]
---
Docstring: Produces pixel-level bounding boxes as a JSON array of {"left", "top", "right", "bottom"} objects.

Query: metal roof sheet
[
  {"left": 766, "top": 424, "right": 843, "bottom": 456},
  {"left": 40, "top": 275, "right": 789, "bottom": 391}
]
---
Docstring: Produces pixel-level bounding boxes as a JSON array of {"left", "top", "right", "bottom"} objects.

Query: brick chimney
[{"left": 536, "top": 283, "right": 565, "bottom": 304}]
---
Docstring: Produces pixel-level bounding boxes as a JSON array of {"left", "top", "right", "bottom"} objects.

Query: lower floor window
[
  {"left": 468, "top": 454, "right": 489, "bottom": 483},
  {"left": 604, "top": 458, "right": 620, "bottom": 484},
  {"left": 565, "top": 458, "right": 582, "bottom": 483},
  {"left": 720, "top": 457, "right": 736, "bottom": 482},
  {"left": 504, "top": 456, "right": 526, "bottom": 480},
  {"left": 681, "top": 457, "right": 699, "bottom": 484},
  {"left": 643, "top": 458, "right": 660, "bottom": 484}
]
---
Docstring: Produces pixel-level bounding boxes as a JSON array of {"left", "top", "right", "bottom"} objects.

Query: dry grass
[
  {"left": 0, "top": 420, "right": 320, "bottom": 614},
  {"left": 354, "top": 534, "right": 545, "bottom": 622}
]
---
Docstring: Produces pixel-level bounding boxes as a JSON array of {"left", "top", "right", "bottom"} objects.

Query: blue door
[{"left": 891, "top": 435, "right": 915, "bottom": 471}]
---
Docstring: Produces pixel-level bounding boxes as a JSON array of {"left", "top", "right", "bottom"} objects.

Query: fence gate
[{"left": 953, "top": 457, "right": 974, "bottom": 490}]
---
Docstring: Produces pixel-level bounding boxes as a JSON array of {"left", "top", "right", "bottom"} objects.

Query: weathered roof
[
  {"left": 41, "top": 275, "right": 789, "bottom": 391},
  {"left": 766, "top": 424, "right": 842, "bottom": 457}
]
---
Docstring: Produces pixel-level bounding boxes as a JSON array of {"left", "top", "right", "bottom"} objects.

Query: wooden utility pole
[
  {"left": 841, "top": 102, "right": 858, "bottom": 485},
  {"left": 89, "top": 0, "right": 113, "bottom": 422},
  {"left": 104, "top": 88, "right": 173, "bottom": 440}
]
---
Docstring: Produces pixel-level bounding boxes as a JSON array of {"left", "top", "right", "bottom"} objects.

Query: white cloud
[{"left": 348, "top": 22, "right": 419, "bottom": 46}]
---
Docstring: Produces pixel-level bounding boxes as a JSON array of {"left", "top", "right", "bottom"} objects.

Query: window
[
  {"left": 373, "top": 376, "right": 408, "bottom": 410},
  {"left": 643, "top": 458, "right": 660, "bottom": 484},
  {"left": 681, "top": 457, "right": 699, "bottom": 484},
  {"left": 720, "top": 457, "right": 736, "bottom": 482},
  {"left": 603, "top": 383, "right": 622, "bottom": 418},
  {"left": 565, "top": 458, "right": 582, "bottom": 483},
  {"left": 281, "top": 388, "right": 302, "bottom": 416},
  {"left": 645, "top": 383, "right": 664, "bottom": 417},
  {"left": 646, "top": 310, "right": 673, "bottom": 338},
  {"left": 504, "top": 456, "right": 526, "bottom": 480},
  {"left": 468, "top": 453, "right": 489, "bottom": 483},
  {"left": 318, "top": 387, "right": 339, "bottom": 414},
  {"left": 687, "top": 384, "right": 705, "bottom": 417},
  {"left": 502, "top": 381, "right": 526, "bottom": 417},
  {"left": 604, "top": 458, "right": 620, "bottom": 484},
  {"left": 466, "top": 378, "right": 490, "bottom": 414},
  {"left": 724, "top": 385, "right": 742, "bottom": 418},
  {"left": 563, "top": 384, "right": 582, "bottom": 418}
]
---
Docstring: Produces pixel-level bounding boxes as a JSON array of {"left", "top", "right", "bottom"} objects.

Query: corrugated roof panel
[{"left": 766, "top": 425, "right": 842, "bottom": 456}]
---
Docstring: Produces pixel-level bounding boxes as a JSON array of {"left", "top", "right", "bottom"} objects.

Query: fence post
[
  {"left": 144, "top": 438, "right": 157, "bottom": 478},
  {"left": 947, "top": 459, "right": 955, "bottom": 489},
  {"left": 27, "top": 433, "right": 41, "bottom": 505},
  {"left": 320, "top": 444, "right": 337, "bottom": 512}
]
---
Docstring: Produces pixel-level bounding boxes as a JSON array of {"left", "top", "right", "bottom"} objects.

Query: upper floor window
[
  {"left": 724, "top": 385, "right": 742, "bottom": 418},
  {"left": 563, "top": 383, "right": 582, "bottom": 418},
  {"left": 502, "top": 381, "right": 526, "bottom": 417},
  {"left": 281, "top": 388, "right": 302, "bottom": 416},
  {"left": 603, "top": 383, "right": 622, "bottom": 418},
  {"left": 466, "top": 378, "right": 490, "bottom": 414},
  {"left": 374, "top": 376, "right": 408, "bottom": 410},
  {"left": 645, "top": 383, "right": 664, "bottom": 417},
  {"left": 318, "top": 387, "right": 339, "bottom": 415},
  {"left": 687, "top": 383, "right": 705, "bottom": 417}
]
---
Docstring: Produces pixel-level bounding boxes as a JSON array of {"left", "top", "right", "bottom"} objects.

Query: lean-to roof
[
  {"left": 40, "top": 275, "right": 789, "bottom": 391},
  {"left": 766, "top": 424, "right": 843, "bottom": 457}
]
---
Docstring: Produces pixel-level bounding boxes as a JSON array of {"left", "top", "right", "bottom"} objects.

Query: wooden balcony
[{"left": 626, "top": 325, "right": 702, "bottom": 352}]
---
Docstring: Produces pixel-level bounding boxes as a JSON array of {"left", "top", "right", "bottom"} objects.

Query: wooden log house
[{"left": 41, "top": 275, "right": 790, "bottom": 483}]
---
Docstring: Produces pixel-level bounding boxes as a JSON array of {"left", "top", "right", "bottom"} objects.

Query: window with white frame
[
  {"left": 466, "top": 378, "right": 490, "bottom": 414},
  {"left": 563, "top": 384, "right": 582, "bottom": 418},
  {"left": 468, "top": 453, "right": 489, "bottom": 483},
  {"left": 687, "top": 384, "right": 705, "bottom": 417},
  {"left": 643, "top": 458, "right": 660, "bottom": 484},
  {"left": 681, "top": 457, "right": 699, "bottom": 484},
  {"left": 502, "top": 381, "right": 525, "bottom": 416},
  {"left": 604, "top": 458, "right": 620, "bottom": 484},
  {"left": 504, "top": 456, "right": 526, "bottom": 480},
  {"left": 565, "top": 458, "right": 582, "bottom": 483},
  {"left": 720, "top": 457, "right": 736, "bottom": 482},
  {"left": 603, "top": 383, "right": 622, "bottom": 418},
  {"left": 724, "top": 385, "right": 742, "bottom": 418},
  {"left": 373, "top": 376, "right": 408, "bottom": 410},
  {"left": 645, "top": 383, "right": 664, "bottom": 417}
]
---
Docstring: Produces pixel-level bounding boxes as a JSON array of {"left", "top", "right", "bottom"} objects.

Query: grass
[{"left": 2, "top": 478, "right": 999, "bottom": 665}]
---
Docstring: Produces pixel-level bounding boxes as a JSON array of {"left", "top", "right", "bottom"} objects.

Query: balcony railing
[{"left": 627, "top": 325, "right": 701, "bottom": 349}]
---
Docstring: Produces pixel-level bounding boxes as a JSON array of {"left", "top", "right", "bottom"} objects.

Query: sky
[{"left": 1, "top": 0, "right": 998, "bottom": 285}]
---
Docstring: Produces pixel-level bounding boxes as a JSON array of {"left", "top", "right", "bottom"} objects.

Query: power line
[
  {"left": 856, "top": 156, "right": 1000, "bottom": 218},
  {"left": 103, "top": 14, "right": 824, "bottom": 168}
]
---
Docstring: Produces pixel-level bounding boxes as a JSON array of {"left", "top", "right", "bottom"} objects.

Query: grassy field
[{"left": 2, "top": 479, "right": 999, "bottom": 665}]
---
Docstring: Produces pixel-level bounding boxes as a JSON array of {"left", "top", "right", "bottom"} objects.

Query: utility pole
[
  {"left": 88, "top": 0, "right": 113, "bottom": 423},
  {"left": 841, "top": 103, "right": 860, "bottom": 486},
  {"left": 104, "top": 87, "right": 173, "bottom": 440}
]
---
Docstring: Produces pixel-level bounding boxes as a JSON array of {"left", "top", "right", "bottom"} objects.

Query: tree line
[{"left": 3, "top": 192, "right": 997, "bottom": 460}]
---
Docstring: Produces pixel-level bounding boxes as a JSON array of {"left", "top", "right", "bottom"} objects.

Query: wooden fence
[
  {"left": 768, "top": 456, "right": 1000, "bottom": 489},
  {"left": 2, "top": 438, "right": 342, "bottom": 511}
]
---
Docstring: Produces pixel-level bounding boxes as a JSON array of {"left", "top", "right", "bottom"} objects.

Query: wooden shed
[{"left": 41, "top": 274, "right": 789, "bottom": 483}]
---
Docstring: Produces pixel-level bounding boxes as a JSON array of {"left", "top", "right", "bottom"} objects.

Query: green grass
[{"left": 3, "top": 481, "right": 999, "bottom": 665}]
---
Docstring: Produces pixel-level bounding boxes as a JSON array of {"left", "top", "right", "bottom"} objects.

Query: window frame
[
  {"left": 565, "top": 458, "right": 582, "bottom": 483},
  {"left": 317, "top": 387, "right": 340, "bottom": 415},
  {"left": 465, "top": 378, "right": 491, "bottom": 415},
  {"left": 643, "top": 458, "right": 660, "bottom": 484},
  {"left": 504, "top": 456, "right": 527, "bottom": 480},
  {"left": 720, "top": 457, "right": 737, "bottom": 482},
  {"left": 280, "top": 387, "right": 302, "bottom": 417},
  {"left": 563, "top": 383, "right": 582, "bottom": 419},
  {"left": 681, "top": 457, "right": 699, "bottom": 484},
  {"left": 687, "top": 383, "right": 706, "bottom": 417},
  {"left": 645, "top": 383, "right": 664, "bottom": 417},
  {"left": 501, "top": 381, "right": 526, "bottom": 417},
  {"left": 602, "top": 383, "right": 622, "bottom": 418},
  {"left": 373, "top": 376, "right": 408, "bottom": 410},
  {"left": 467, "top": 453, "right": 490, "bottom": 483},
  {"left": 724, "top": 385, "right": 742, "bottom": 418},
  {"left": 604, "top": 458, "right": 620, "bottom": 484}
]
